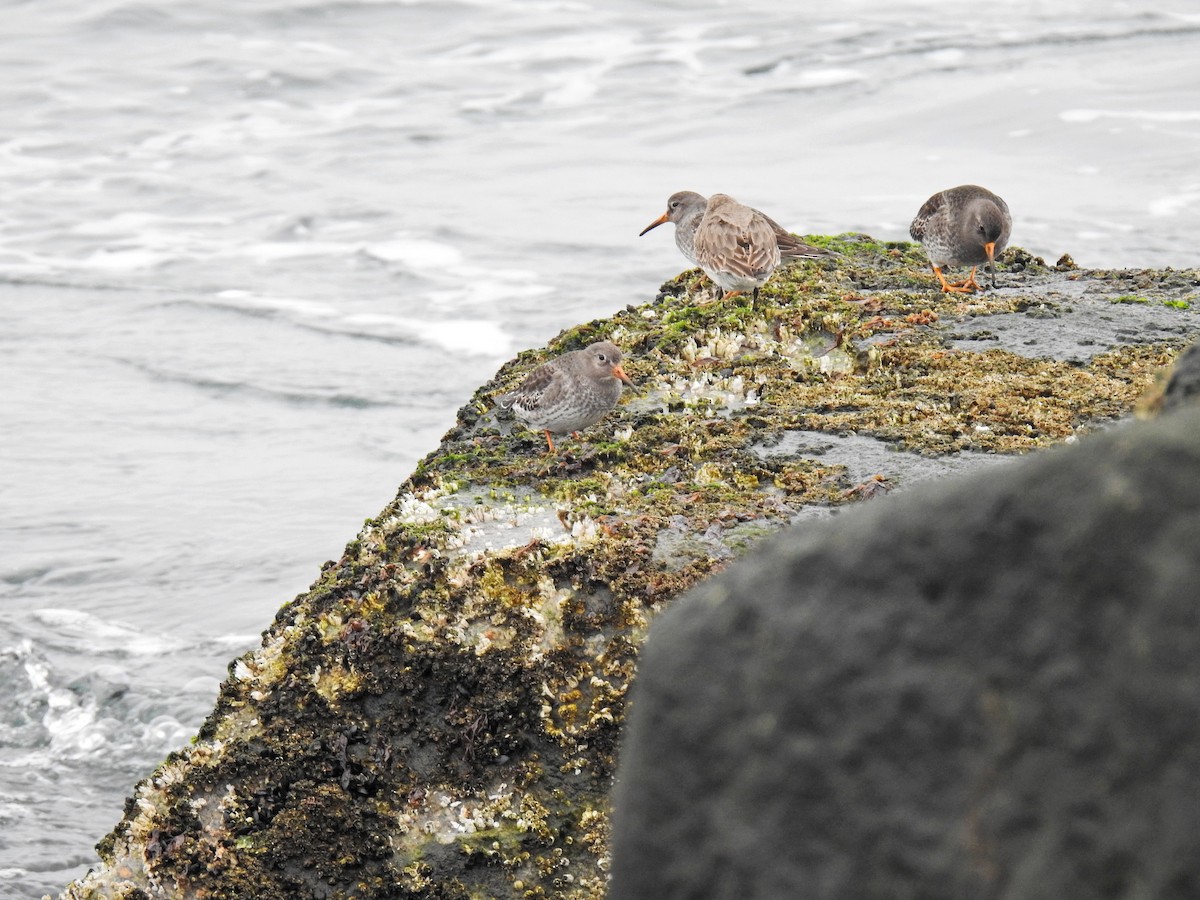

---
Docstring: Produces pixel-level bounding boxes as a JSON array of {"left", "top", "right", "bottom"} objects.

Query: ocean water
[{"left": 2, "top": 1, "right": 1199, "bottom": 894}]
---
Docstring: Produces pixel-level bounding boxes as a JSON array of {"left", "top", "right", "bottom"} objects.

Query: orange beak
[
  {"left": 639, "top": 212, "right": 669, "bottom": 237},
  {"left": 984, "top": 240, "right": 996, "bottom": 263},
  {"left": 611, "top": 364, "right": 634, "bottom": 387}
]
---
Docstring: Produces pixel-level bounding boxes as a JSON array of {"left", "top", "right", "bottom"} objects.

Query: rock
[
  {"left": 1161, "top": 341, "right": 1200, "bottom": 411},
  {"left": 58, "top": 240, "right": 1200, "bottom": 898},
  {"left": 610, "top": 403, "right": 1200, "bottom": 900}
]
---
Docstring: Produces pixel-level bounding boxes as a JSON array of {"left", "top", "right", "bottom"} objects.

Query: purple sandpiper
[
  {"left": 640, "top": 191, "right": 833, "bottom": 274},
  {"left": 691, "top": 193, "right": 782, "bottom": 304},
  {"left": 496, "top": 341, "right": 633, "bottom": 453},
  {"left": 909, "top": 184, "right": 1012, "bottom": 293}
]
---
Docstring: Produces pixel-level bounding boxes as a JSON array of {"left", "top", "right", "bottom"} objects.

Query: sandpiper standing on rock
[
  {"left": 641, "top": 191, "right": 832, "bottom": 277},
  {"left": 910, "top": 184, "right": 1012, "bottom": 293},
  {"left": 691, "top": 193, "right": 782, "bottom": 305},
  {"left": 496, "top": 341, "right": 634, "bottom": 453}
]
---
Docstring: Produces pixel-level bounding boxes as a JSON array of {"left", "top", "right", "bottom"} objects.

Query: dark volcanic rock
[{"left": 610, "top": 405, "right": 1200, "bottom": 900}]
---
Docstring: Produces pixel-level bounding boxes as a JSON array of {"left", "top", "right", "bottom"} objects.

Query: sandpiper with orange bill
[
  {"left": 496, "top": 341, "right": 634, "bottom": 453},
  {"left": 640, "top": 191, "right": 833, "bottom": 275},
  {"left": 910, "top": 184, "right": 1012, "bottom": 293}
]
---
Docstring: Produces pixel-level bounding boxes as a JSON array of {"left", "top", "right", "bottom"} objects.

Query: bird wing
[
  {"left": 500, "top": 360, "right": 564, "bottom": 414},
  {"left": 695, "top": 209, "right": 781, "bottom": 278},
  {"left": 909, "top": 192, "right": 945, "bottom": 242}
]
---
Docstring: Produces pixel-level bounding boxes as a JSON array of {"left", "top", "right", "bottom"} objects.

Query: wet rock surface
[
  {"left": 610, "top": 399, "right": 1200, "bottom": 900},
  {"left": 59, "top": 239, "right": 1200, "bottom": 898}
]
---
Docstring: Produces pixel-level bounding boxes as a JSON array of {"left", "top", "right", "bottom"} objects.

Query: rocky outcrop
[
  {"left": 59, "top": 239, "right": 1200, "bottom": 898},
  {"left": 610, "top": 382, "right": 1200, "bottom": 899}
]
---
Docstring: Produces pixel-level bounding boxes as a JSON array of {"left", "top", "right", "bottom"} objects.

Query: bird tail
[{"left": 777, "top": 234, "right": 837, "bottom": 260}]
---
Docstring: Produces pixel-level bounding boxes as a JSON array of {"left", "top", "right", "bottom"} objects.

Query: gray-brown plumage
[
  {"left": 910, "top": 184, "right": 1012, "bottom": 293},
  {"left": 640, "top": 190, "right": 832, "bottom": 274},
  {"left": 496, "top": 341, "right": 634, "bottom": 452},
  {"left": 691, "top": 193, "right": 781, "bottom": 304}
]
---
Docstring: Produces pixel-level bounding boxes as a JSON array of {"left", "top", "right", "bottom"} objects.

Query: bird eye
[{"left": 597, "top": 353, "right": 607, "bottom": 362}]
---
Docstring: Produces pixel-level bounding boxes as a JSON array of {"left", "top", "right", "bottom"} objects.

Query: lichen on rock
[{"left": 60, "top": 238, "right": 1200, "bottom": 899}]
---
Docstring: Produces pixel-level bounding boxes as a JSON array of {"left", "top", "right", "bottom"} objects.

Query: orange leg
[
  {"left": 543, "top": 430, "right": 556, "bottom": 453},
  {"left": 932, "top": 264, "right": 979, "bottom": 294}
]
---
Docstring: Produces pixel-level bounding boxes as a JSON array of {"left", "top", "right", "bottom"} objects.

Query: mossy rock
[{"left": 60, "top": 239, "right": 1200, "bottom": 899}]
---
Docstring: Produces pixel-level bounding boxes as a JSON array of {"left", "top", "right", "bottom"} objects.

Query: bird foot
[
  {"left": 940, "top": 281, "right": 979, "bottom": 294},
  {"left": 933, "top": 265, "right": 980, "bottom": 294}
]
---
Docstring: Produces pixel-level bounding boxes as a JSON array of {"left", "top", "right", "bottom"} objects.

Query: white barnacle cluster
[
  {"left": 231, "top": 659, "right": 255, "bottom": 681},
  {"left": 389, "top": 481, "right": 461, "bottom": 527},
  {"left": 678, "top": 327, "right": 748, "bottom": 365},
  {"left": 232, "top": 623, "right": 289, "bottom": 691},
  {"left": 396, "top": 783, "right": 517, "bottom": 842},
  {"left": 133, "top": 756, "right": 193, "bottom": 826},
  {"left": 657, "top": 370, "right": 760, "bottom": 414},
  {"left": 450, "top": 494, "right": 601, "bottom": 558},
  {"left": 367, "top": 481, "right": 466, "bottom": 536},
  {"left": 642, "top": 328, "right": 767, "bottom": 413},
  {"left": 393, "top": 494, "right": 441, "bottom": 525},
  {"left": 569, "top": 515, "right": 600, "bottom": 541},
  {"left": 351, "top": 483, "right": 476, "bottom": 560}
]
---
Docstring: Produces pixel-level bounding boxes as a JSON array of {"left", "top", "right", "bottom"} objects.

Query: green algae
[{"left": 60, "top": 238, "right": 1200, "bottom": 900}]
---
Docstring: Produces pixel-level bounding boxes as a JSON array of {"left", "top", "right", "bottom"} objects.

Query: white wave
[
  {"left": 460, "top": 90, "right": 527, "bottom": 113},
  {"left": 543, "top": 74, "right": 599, "bottom": 107},
  {"left": 766, "top": 65, "right": 867, "bottom": 88},
  {"left": 1149, "top": 187, "right": 1200, "bottom": 217},
  {"left": 294, "top": 40, "right": 352, "bottom": 57},
  {"left": 362, "top": 236, "right": 465, "bottom": 269},
  {"left": 205, "top": 632, "right": 266, "bottom": 649},
  {"left": 209, "top": 289, "right": 338, "bottom": 317},
  {"left": 341, "top": 312, "right": 511, "bottom": 357},
  {"left": 204, "top": 288, "right": 513, "bottom": 355},
  {"left": 45, "top": 686, "right": 105, "bottom": 753},
  {"left": 2, "top": 637, "right": 195, "bottom": 762},
  {"left": 30, "top": 609, "right": 189, "bottom": 657},
  {"left": 794, "top": 67, "right": 866, "bottom": 88},
  {"left": 925, "top": 47, "right": 967, "bottom": 64},
  {"left": 426, "top": 272, "right": 555, "bottom": 309},
  {"left": 446, "top": 30, "right": 638, "bottom": 67},
  {"left": 80, "top": 247, "right": 178, "bottom": 270},
  {"left": 1060, "top": 108, "right": 1200, "bottom": 124},
  {"left": 232, "top": 240, "right": 361, "bottom": 262},
  {"left": 67, "top": 210, "right": 235, "bottom": 236}
]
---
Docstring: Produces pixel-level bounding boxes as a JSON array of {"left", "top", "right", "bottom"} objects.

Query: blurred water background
[{"left": 2, "top": 0, "right": 1199, "bottom": 894}]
